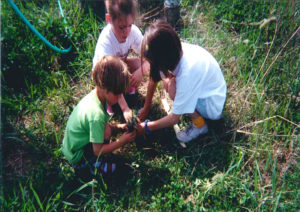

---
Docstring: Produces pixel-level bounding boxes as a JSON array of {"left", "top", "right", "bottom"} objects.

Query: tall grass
[
  {"left": 179, "top": 1, "right": 299, "bottom": 211},
  {"left": 1, "top": 0, "right": 299, "bottom": 211}
]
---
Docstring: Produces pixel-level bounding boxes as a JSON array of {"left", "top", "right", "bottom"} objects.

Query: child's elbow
[{"left": 92, "top": 143, "right": 106, "bottom": 157}]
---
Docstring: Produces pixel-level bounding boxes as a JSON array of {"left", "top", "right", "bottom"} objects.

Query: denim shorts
[{"left": 196, "top": 97, "right": 224, "bottom": 120}]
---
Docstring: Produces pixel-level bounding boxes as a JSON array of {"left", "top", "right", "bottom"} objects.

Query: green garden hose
[{"left": 8, "top": 0, "right": 72, "bottom": 54}]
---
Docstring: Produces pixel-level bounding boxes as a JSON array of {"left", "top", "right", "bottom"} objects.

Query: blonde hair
[
  {"left": 93, "top": 55, "right": 130, "bottom": 94},
  {"left": 105, "top": 0, "right": 138, "bottom": 20}
]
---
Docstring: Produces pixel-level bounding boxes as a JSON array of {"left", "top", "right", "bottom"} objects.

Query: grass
[{"left": 1, "top": 0, "right": 299, "bottom": 211}]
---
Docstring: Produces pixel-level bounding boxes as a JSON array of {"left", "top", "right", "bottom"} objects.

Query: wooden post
[{"left": 164, "top": 0, "right": 181, "bottom": 29}]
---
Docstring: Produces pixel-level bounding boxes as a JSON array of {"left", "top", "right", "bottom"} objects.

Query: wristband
[{"left": 144, "top": 119, "right": 151, "bottom": 135}]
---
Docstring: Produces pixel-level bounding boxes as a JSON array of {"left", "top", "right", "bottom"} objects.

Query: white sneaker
[
  {"left": 128, "top": 86, "right": 136, "bottom": 95},
  {"left": 176, "top": 123, "right": 208, "bottom": 143}
]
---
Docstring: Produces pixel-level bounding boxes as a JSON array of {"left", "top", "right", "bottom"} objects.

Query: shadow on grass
[
  {"left": 106, "top": 91, "right": 239, "bottom": 197},
  {"left": 126, "top": 92, "right": 235, "bottom": 179},
  {"left": 2, "top": 88, "right": 239, "bottom": 209}
]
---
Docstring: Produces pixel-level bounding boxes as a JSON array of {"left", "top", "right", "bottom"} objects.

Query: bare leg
[
  {"left": 190, "top": 110, "right": 201, "bottom": 119},
  {"left": 162, "top": 76, "right": 176, "bottom": 100},
  {"left": 125, "top": 58, "right": 142, "bottom": 88},
  {"left": 125, "top": 57, "right": 141, "bottom": 73}
]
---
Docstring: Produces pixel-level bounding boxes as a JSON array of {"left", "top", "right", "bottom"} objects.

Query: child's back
[{"left": 171, "top": 43, "right": 226, "bottom": 118}]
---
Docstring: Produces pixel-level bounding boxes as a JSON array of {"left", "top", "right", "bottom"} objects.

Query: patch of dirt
[
  {"left": 4, "top": 143, "right": 34, "bottom": 178},
  {"left": 2, "top": 137, "right": 51, "bottom": 180}
]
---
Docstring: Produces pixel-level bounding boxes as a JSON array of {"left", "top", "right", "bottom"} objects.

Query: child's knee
[
  {"left": 162, "top": 79, "right": 169, "bottom": 90},
  {"left": 125, "top": 58, "right": 141, "bottom": 73},
  {"left": 163, "top": 78, "right": 176, "bottom": 100},
  {"left": 104, "top": 124, "right": 112, "bottom": 141}
]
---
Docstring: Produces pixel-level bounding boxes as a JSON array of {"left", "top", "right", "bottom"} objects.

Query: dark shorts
[
  {"left": 70, "top": 143, "right": 105, "bottom": 180},
  {"left": 69, "top": 143, "right": 131, "bottom": 182}
]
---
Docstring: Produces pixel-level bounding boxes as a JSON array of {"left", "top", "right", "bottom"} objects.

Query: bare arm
[
  {"left": 130, "top": 60, "right": 150, "bottom": 87},
  {"left": 148, "top": 113, "right": 181, "bottom": 130},
  {"left": 118, "top": 94, "right": 131, "bottom": 123},
  {"left": 137, "top": 113, "right": 181, "bottom": 134},
  {"left": 141, "top": 60, "right": 150, "bottom": 76},
  {"left": 138, "top": 78, "right": 158, "bottom": 121},
  {"left": 92, "top": 131, "right": 135, "bottom": 156},
  {"left": 108, "top": 123, "right": 128, "bottom": 135}
]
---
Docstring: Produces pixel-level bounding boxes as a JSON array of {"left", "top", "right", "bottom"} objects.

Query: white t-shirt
[
  {"left": 171, "top": 43, "right": 227, "bottom": 118},
  {"left": 92, "top": 24, "right": 143, "bottom": 69}
]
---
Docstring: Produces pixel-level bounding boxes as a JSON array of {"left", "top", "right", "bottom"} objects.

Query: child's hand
[
  {"left": 135, "top": 122, "right": 145, "bottom": 135},
  {"left": 120, "top": 131, "right": 136, "bottom": 143},
  {"left": 123, "top": 108, "right": 132, "bottom": 123},
  {"left": 116, "top": 123, "right": 128, "bottom": 131},
  {"left": 130, "top": 68, "right": 143, "bottom": 87}
]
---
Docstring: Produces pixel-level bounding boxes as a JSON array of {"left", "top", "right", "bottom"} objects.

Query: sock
[
  {"left": 192, "top": 116, "right": 206, "bottom": 128},
  {"left": 128, "top": 86, "right": 136, "bottom": 94}
]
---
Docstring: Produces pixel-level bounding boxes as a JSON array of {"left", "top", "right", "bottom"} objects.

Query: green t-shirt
[{"left": 61, "top": 89, "right": 110, "bottom": 164}]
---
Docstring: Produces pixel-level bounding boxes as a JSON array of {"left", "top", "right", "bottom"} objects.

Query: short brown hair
[
  {"left": 105, "top": 0, "right": 138, "bottom": 20},
  {"left": 141, "top": 20, "right": 182, "bottom": 82},
  {"left": 93, "top": 55, "right": 130, "bottom": 95}
]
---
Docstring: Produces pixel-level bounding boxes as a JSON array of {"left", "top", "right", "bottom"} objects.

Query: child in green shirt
[{"left": 62, "top": 55, "right": 136, "bottom": 180}]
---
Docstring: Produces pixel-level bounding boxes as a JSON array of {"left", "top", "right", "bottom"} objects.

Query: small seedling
[{"left": 127, "top": 110, "right": 138, "bottom": 132}]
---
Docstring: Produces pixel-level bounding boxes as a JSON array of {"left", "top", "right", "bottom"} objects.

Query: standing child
[
  {"left": 92, "top": 0, "right": 149, "bottom": 122},
  {"left": 62, "top": 55, "right": 136, "bottom": 180},
  {"left": 137, "top": 21, "right": 227, "bottom": 143}
]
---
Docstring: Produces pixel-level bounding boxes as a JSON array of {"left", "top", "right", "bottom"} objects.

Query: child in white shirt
[
  {"left": 137, "top": 20, "right": 227, "bottom": 143},
  {"left": 92, "top": 0, "right": 149, "bottom": 122}
]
